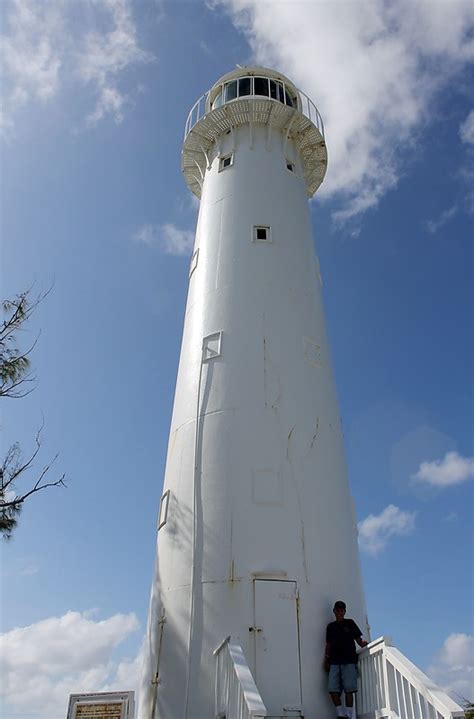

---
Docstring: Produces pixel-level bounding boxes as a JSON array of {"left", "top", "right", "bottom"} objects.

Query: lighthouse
[{"left": 138, "top": 66, "right": 369, "bottom": 719}]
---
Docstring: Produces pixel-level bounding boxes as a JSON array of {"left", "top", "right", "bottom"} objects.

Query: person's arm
[
  {"left": 324, "top": 625, "right": 332, "bottom": 671},
  {"left": 351, "top": 620, "right": 369, "bottom": 648},
  {"left": 324, "top": 642, "right": 331, "bottom": 671}
]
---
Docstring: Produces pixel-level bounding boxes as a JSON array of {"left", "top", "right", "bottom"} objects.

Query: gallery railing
[{"left": 184, "top": 85, "right": 324, "bottom": 140}]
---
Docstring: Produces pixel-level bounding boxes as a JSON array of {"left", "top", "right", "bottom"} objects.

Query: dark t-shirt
[{"left": 326, "top": 618, "right": 362, "bottom": 665}]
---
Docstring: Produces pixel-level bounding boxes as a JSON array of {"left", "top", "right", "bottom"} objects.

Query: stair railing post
[
  {"left": 362, "top": 652, "right": 370, "bottom": 714},
  {"left": 357, "top": 654, "right": 365, "bottom": 716},
  {"left": 394, "top": 666, "right": 403, "bottom": 719},
  {"left": 215, "top": 648, "right": 219, "bottom": 718},
  {"left": 381, "top": 640, "right": 392, "bottom": 717},
  {"left": 415, "top": 686, "right": 424, "bottom": 719},
  {"left": 401, "top": 668, "right": 410, "bottom": 719},
  {"left": 406, "top": 675, "right": 416, "bottom": 719}
]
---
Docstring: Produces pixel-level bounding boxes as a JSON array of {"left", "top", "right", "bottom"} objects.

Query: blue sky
[{"left": 1, "top": 1, "right": 473, "bottom": 717}]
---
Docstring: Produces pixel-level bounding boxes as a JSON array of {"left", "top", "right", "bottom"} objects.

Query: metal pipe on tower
[{"left": 138, "top": 66, "right": 368, "bottom": 719}]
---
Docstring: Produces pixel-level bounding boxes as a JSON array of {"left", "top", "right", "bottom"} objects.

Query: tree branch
[
  {"left": 1, "top": 474, "right": 66, "bottom": 509},
  {"left": 1, "top": 283, "right": 65, "bottom": 539}
]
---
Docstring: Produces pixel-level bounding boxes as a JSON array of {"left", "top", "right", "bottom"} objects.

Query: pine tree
[{"left": 1, "top": 289, "right": 65, "bottom": 539}]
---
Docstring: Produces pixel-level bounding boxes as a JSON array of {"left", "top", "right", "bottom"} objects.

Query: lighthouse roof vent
[{"left": 182, "top": 66, "right": 327, "bottom": 199}]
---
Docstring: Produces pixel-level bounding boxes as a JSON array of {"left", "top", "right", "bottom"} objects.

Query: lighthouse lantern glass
[
  {"left": 254, "top": 77, "right": 269, "bottom": 97},
  {"left": 213, "top": 88, "right": 223, "bottom": 109},
  {"left": 209, "top": 74, "right": 298, "bottom": 113},
  {"left": 225, "top": 80, "right": 237, "bottom": 102},
  {"left": 238, "top": 77, "right": 251, "bottom": 96}
]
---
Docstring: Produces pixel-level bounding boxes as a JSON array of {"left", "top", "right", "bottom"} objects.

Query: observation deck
[{"left": 182, "top": 66, "right": 328, "bottom": 199}]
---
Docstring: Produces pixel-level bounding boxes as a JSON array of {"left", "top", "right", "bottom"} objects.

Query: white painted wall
[{"left": 138, "top": 72, "right": 368, "bottom": 719}]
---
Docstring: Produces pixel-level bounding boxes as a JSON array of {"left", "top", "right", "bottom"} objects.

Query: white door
[{"left": 253, "top": 579, "right": 302, "bottom": 716}]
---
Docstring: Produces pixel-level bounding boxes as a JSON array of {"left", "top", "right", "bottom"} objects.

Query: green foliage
[
  {"left": 0, "top": 291, "right": 36, "bottom": 398},
  {"left": 1, "top": 288, "right": 65, "bottom": 539},
  {"left": 1, "top": 444, "right": 25, "bottom": 539},
  {"left": 0, "top": 492, "right": 22, "bottom": 540}
]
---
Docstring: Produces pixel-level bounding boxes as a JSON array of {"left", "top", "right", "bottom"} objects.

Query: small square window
[
  {"left": 203, "top": 331, "right": 222, "bottom": 361},
  {"left": 253, "top": 225, "right": 271, "bottom": 242},
  {"left": 158, "top": 490, "right": 170, "bottom": 530},
  {"left": 219, "top": 153, "right": 233, "bottom": 171},
  {"left": 286, "top": 161, "right": 295, "bottom": 173}
]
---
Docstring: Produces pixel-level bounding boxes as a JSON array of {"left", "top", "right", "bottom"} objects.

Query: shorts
[{"left": 328, "top": 663, "right": 358, "bottom": 693}]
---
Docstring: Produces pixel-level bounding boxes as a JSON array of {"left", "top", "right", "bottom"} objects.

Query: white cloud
[
  {"left": 412, "top": 451, "right": 474, "bottom": 488},
  {"left": 424, "top": 205, "right": 458, "bottom": 235},
  {"left": 0, "top": 0, "right": 152, "bottom": 135},
  {"left": 457, "top": 110, "right": 474, "bottom": 212},
  {"left": 19, "top": 564, "right": 39, "bottom": 577},
  {"left": 358, "top": 504, "right": 416, "bottom": 556},
  {"left": 2, "top": 488, "right": 16, "bottom": 503},
  {"left": 200, "top": 40, "right": 214, "bottom": 57},
  {"left": 0, "top": 610, "right": 141, "bottom": 718},
  {"left": 133, "top": 223, "right": 195, "bottom": 256},
  {"left": 0, "top": 0, "right": 63, "bottom": 134},
  {"left": 133, "top": 224, "right": 159, "bottom": 246},
  {"left": 442, "top": 511, "right": 458, "bottom": 523},
  {"left": 77, "top": 0, "right": 153, "bottom": 128},
  {"left": 427, "top": 633, "right": 474, "bottom": 702},
  {"left": 460, "top": 110, "right": 474, "bottom": 145},
  {"left": 212, "top": 0, "right": 474, "bottom": 220}
]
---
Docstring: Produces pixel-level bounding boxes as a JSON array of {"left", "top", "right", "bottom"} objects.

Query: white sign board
[{"left": 67, "top": 692, "right": 135, "bottom": 719}]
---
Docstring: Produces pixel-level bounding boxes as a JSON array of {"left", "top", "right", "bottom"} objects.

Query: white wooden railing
[
  {"left": 214, "top": 636, "right": 268, "bottom": 719},
  {"left": 357, "top": 637, "right": 465, "bottom": 719}
]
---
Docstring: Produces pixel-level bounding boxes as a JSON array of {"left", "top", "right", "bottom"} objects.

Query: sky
[{"left": 0, "top": 1, "right": 473, "bottom": 717}]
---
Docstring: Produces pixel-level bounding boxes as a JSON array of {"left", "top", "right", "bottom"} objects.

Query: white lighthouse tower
[{"left": 138, "top": 66, "right": 369, "bottom": 719}]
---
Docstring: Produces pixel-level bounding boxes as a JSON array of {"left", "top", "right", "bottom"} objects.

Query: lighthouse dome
[
  {"left": 207, "top": 66, "right": 300, "bottom": 113},
  {"left": 182, "top": 65, "right": 328, "bottom": 199}
]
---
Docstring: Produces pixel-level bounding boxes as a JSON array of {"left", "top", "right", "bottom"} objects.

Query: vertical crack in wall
[
  {"left": 310, "top": 417, "right": 320, "bottom": 449},
  {"left": 263, "top": 335, "right": 267, "bottom": 409},
  {"left": 286, "top": 423, "right": 309, "bottom": 583},
  {"left": 228, "top": 515, "right": 235, "bottom": 583}
]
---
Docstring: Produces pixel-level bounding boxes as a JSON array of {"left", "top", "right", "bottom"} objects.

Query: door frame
[{"left": 252, "top": 578, "right": 303, "bottom": 711}]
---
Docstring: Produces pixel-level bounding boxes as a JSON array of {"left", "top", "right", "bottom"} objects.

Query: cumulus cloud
[
  {"left": 412, "top": 451, "right": 474, "bottom": 488},
  {"left": 458, "top": 110, "right": 474, "bottom": 211},
  {"left": 460, "top": 110, "right": 474, "bottom": 145},
  {"left": 428, "top": 633, "right": 474, "bottom": 702},
  {"left": 424, "top": 205, "right": 458, "bottom": 235},
  {"left": 212, "top": 0, "right": 474, "bottom": 220},
  {"left": 0, "top": 0, "right": 152, "bottom": 134},
  {"left": 0, "top": 0, "right": 63, "bottom": 134},
  {"left": 358, "top": 504, "right": 416, "bottom": 556},
  {"left": 133, "top": 223, "right": 195, "bottom": 256},
  {"left": 77, "top": 0, "right": 153, "bottom": 128},
  {"left": 0, "top": 610, "right": 141, "bottom": 718}
]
